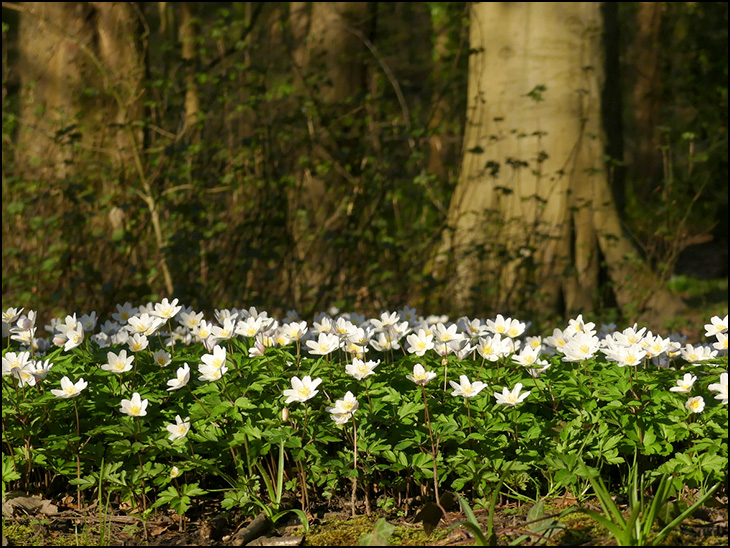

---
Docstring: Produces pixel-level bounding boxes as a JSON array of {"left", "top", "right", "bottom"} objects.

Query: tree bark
[
  {"left": 12, "top": 2, "right": 174, "bottom": 296},
  {"left": 434, "top": 2, "right": 688, "bottom": 326},
  {"left": 286, "top": 2, "right": 371, "bottom": 311},
  {"left": 16, "top": 2, "right": 143, "bottom": 179},
  {"left": 631, "top": 2, "right": 663, "bottom": 186},
  {"left": 179, "top": 1, "right": 200, "bottom": 137}
]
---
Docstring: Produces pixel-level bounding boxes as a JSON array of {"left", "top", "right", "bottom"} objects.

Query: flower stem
[
  {"left": 351, "top": 419, "right": 358, "bottom": 517},
  {"left": 421, "top": 386, "right": 447, "bottom": 521},
  {"left": 73, "top": 399, "right": 82, "bottom": 512}
]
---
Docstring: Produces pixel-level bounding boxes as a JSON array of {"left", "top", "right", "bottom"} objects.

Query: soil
[{"left": 2, "top": 490, "right": 728, "bottom": 546}]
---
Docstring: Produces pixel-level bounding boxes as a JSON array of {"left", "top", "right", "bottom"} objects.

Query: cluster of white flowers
[{"left": 3, "top": 303, "right": 727, "bottom": 451}]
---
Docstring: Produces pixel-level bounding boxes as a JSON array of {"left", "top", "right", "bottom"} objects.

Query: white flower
[
  {"left": 370, "top": 311, "right": 401, "bottom": 331},
  {"left": 178, "top": 310, "right": 204, "bottom": 330},
  {"left": 305, "top": 332, "right": 341, "bottom": 356},
  {"left": 669, "top": 373, "right": 697, "bottom": 394},
  {"left": 641, "top": 334, "right": 673, "bottom": 358},
  {"left": 561, "top": 332, "right": 600, "bottom": 362},
  {"left": 326, "top": 391, "right": 359, "bottom": 424},
  {"left": 685, "top": 396, "right": 705, "bottom": 414},
  {"left": 432, "top": 323, "right": 465, "bottom": 345},
  {"left": 283, "top": 375, "right": 322, "bottom": 404},
  {"left": 458, "top": 316, "right": 488, "bottom": 339},
  {"left": 201, "top": 345, "right": 227, "bottom": 370},
  {"left": 280, "top": 321, "right": 308, "bottom": 342},
  {"left": 126, "top": 312, "right": 166, "bottom": 336},
  {"left": 612, "top": 324, "right": 648, "bottom": 347},
  {"left": 51, "top": 376, "right": 88, "bottom": 398},
  {"left": 167, "top": 363, "right": 191, "bottom": 391},
  {"left": 153, "top": 349, "right": 172, "bottom": 367},
  {"left": 128, "top": 333, "right": 149, "bottom": 353},
  {"left": 369, "top": 331, "right": 401, "bottom": 352},
  {"left": 679, "top": 344, "right": 718, "bottom": 364},
  {"left": 566, "top": 314, "right": 596, "bottom": 337},
  {"left": 120, "top": 392, "right": 149, "bottom": 417},
  {"left": 2, "top": 351, "right": 31, "bottom": 376},
  {"left": 704, "top": 315, "right": 728, "bottom": 337},
  {"left": 494, "top": 383, "right": 531, "bottom": 406},
  {"left": 475, "top": 333, "right": 510, "bottom": 362},
  {"left": 170, "top": 466, "right": 180, "bottom": 479},
  {"left": 79, "top": 312, "right": 98, "bottom": 333},
  {"left": 13, "top": 365, "right": 37, "bottom": 387},
  {"left": 486, "top": 314, "right": 526, "bottom": 338},
  {"left": 345, "top": 357, "right": 379, "bottom": 380},
  {"left": 544, "top": 328, "right": 571, "bottom": 353},
  {"left": 2, "top": 307, "right": 24, "bottom": 324},
  {"left": 152, "top": 298, "right": 182, "bottom": 320},
  {"left": 708, "top": 372, "right": 728, "bottom": 405},
  {"left": 406, "top": 363, "right": 437, "bottom": 386},
  {"left": 603, "top": 343, "right": 645, "bottom": 367},
  {"left": 198, "top": 362, "right": 227, "bottom": 382},
  {"left": 112, "top": 302, "right": 138, "bottom": 324},
  {"left": 449, "top": 375, "right": 487, "bottom": 399},
  {"left": 63, "top": 324, "right": 85, "bottom": 352},
  {"left": 511, "top": 346, "right": 547, "bottom": 368},
  {"left": 28, "top": 359, "right": 54, "bottom": 382},
  {"left": 166, "top": 415, "right": 191, "bottom": 441},
  {"left": 102, "top": 350, "right": 134, "bottom": 374},
  {"left": 405, "top": 329, "right": 435, "bottom": 356},
  {"left": 333, "top": 317, "right": 358, "bottom": 340},
  {"left": 194, "top": 319, "right": 214, "bottom": 342},
  {"left": 248, "top": 338, "right": 267, "bottom": 357},
  {"left": 712, "top": 332, "right": 728, "bottom": 353},
  {"left": 235, "top": 316, "right": 265, "bottom": 338}
]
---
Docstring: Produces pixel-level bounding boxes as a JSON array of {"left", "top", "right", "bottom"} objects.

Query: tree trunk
[
  {"left": 631, "top": 2, "right": 663, "bottom": 186},
  {"left": 427, "top": 3, "right": 464, "bottom": 182},
  {"left": 286, "top": 2, "right": 371, "bottom": 312},
  {"left": 13, "top": 2, "right": 174, "bottom": 296},
  {"left": 179, "top": 2, "right": 200, "bottom": 137},
  {"left": 434, "top": 2, "right": 688, "bottom": 326},
  {"left": 16, "top": 2, "right": 143, "bottom": 179}
]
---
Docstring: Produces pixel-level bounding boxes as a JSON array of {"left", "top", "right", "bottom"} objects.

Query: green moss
[
  {"left": 303, "top": 515, "right": 450, "bottom": 546},
  {"left": 2, "top": 517, "right": 102, "bottom": 546},
  {"left": 549, "top": 511, "right": 611, "bottom": 546}
]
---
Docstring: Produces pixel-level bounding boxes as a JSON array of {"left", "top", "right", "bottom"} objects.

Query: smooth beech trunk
[{"left": 436, "top": 2, "right": 688, "bottom": 324}]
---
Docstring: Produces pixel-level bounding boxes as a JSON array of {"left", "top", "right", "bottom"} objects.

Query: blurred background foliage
[{"left": 1, "top": 2, "right": 727, "bottom": 326}]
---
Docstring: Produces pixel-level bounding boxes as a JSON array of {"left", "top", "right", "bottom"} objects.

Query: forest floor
[{"left": 2, "top": 488, "right": 728, "bottom": 547}]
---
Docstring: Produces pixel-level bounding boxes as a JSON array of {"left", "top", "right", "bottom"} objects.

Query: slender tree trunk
[
  {"left": 631, "top": 2, "right": 663, "bottom": 187},
  {"left": 435, "top": 2, "right": 688, "bottom": 325},
  {"left": 286, "top": 2, "right": 371, "bottom": 311},
  {"left": 179, "top": 2, "right": 200, "bottom": 137},
  {"left": 427, "top": 3, "right": 464, "bottom": 181}
]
